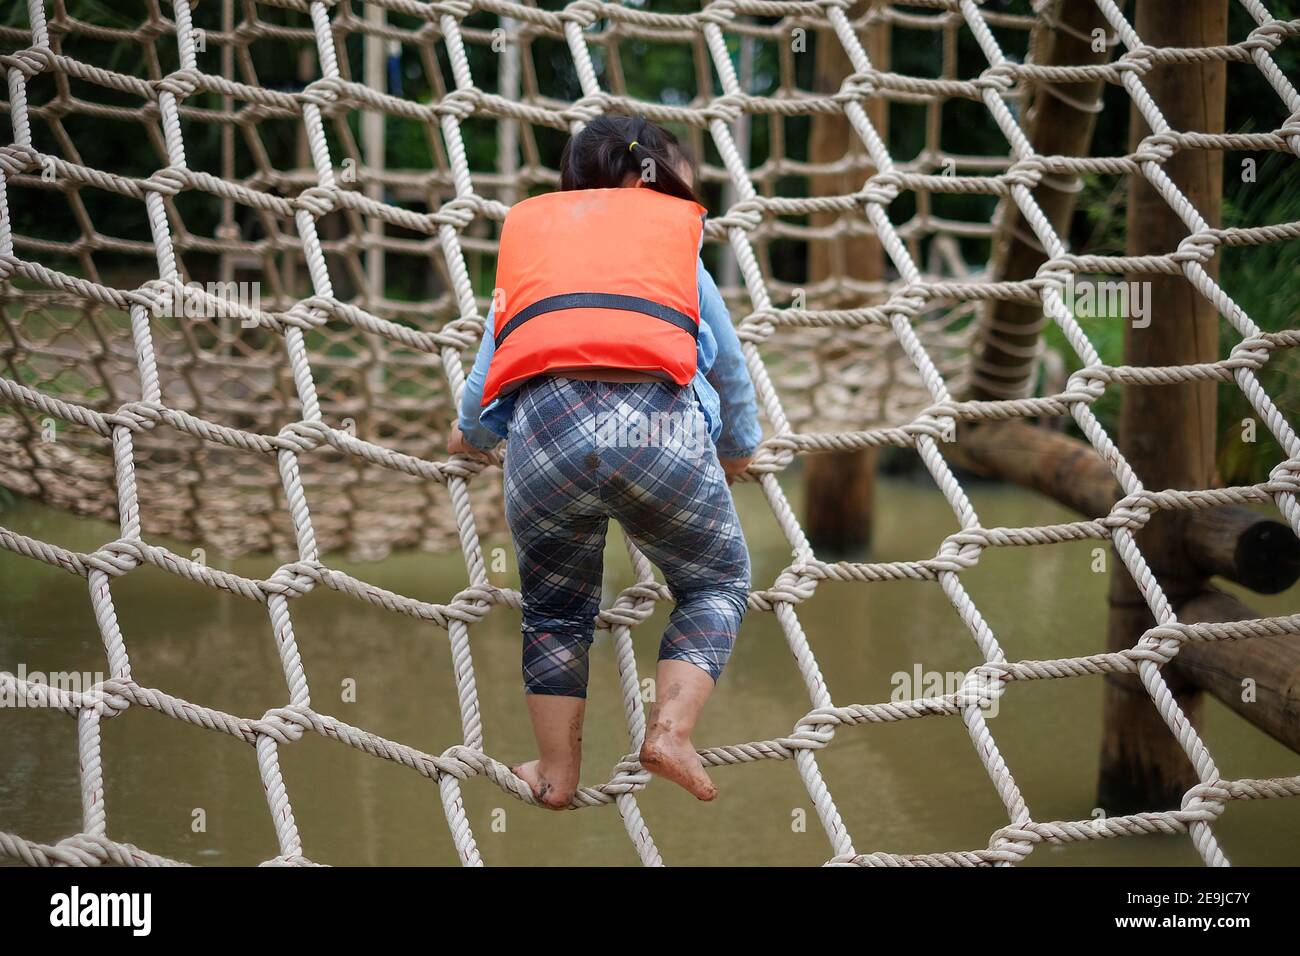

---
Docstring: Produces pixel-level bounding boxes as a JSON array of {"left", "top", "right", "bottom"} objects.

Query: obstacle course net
[{"left": 1, "top": 0, "right": 1299, "bottom": 866}]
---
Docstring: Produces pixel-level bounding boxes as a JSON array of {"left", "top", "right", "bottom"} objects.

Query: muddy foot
[
  {"left": 639, "top": 735, "right": 717, "bottom": 801},
  {"left": 511, "top": 759, "right": 577, "bottom": 810}
]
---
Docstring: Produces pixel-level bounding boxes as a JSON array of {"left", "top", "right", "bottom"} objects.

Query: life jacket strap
[{"left": 494, "top": 292, "right": 699, "bottom": 349}]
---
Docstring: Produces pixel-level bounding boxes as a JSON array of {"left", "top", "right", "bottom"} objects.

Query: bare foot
[
  {"left": 639, "top": 733, "right": 717, "bottom": 801},
  {"left": 511, "top": 759, "right": 578, "bottom": 810}
]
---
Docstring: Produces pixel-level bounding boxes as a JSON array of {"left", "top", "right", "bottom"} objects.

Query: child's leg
[
  {"left": 504, "top": 377, "right": 609, "bottom": 809},
  {"left": 641, "top": 660, "right": 724, "bottom": 800},
  {"left": 517, "top": 693, "right": 586, "bottom": 810},
  {"left": 510, "top": 516, "right": 604, "bottom": 809},
  {"left": 601, "top": 383, "right": 751, "bottom": 799}
]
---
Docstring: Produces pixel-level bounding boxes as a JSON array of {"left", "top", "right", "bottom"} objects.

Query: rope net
[{"left": 0, "top": 0, "right": 1298, "bottom": 866}]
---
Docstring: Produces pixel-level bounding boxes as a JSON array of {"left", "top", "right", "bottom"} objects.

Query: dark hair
[{"left": 558, "top": 115, "right": 702, "bottom": 206}]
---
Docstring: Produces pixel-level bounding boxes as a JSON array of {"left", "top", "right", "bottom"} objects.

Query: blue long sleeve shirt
[{"left": 456, "top": 259, "right": 762, "bottom": 458}]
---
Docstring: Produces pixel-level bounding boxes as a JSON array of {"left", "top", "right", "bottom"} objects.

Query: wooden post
[
  {"left": 803, "top": 0, "right": 887, "bottom": 553},
  {"left": 1098, "top": 0, "right": 1228, "bottom": 814},
  {"left": 971, "top": 0, "right": 1111, "bottom": 400}
]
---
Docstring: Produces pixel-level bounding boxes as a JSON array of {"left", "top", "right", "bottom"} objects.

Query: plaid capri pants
[{"left": 503, "top": 375, "right": 751, "bottom": 698}]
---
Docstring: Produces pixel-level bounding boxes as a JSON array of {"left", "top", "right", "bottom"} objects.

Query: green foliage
[
  {"left": 1035, "top": 0, "right": 1300, "bottom": 485},
  {"left": 1056, "top": 140, "right": 1300, "bottom": 486},
  {"left": 1216, "top": 154, "right": 1300, "bottom": 484}
]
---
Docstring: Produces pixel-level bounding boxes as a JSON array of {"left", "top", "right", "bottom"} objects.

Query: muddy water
[{"left": 2, "top": 474, "right": 1297, "bottom": 866}]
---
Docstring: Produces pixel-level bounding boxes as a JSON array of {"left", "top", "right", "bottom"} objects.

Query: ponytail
[{"left": 558, "top": 115, "right": 702, "bottom": 206}]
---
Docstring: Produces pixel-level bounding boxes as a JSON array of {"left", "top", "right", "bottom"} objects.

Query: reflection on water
[{"left": 1, "top": 471, "right": 1297, "bottom": 866}]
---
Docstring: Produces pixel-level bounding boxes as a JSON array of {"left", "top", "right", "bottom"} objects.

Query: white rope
[{"left": 0, "top": 0, "right": 1298, "bottom": 867}]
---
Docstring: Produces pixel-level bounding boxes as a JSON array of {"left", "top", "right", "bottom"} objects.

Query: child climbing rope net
[{"left": 1, "top": 0, "right": 1298, "bottom": 866}]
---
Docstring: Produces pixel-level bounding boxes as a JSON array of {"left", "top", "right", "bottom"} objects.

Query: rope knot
[
  {"left": 842, "top": 69, "right": 881, "bottom": 98},
  {"left": 137, "top": 277, "right": 189, "bottom": 319},
  {"left": 707, "top": 197, "right": 763, "bottom": 233},
  {"left": 1117, "top": 44, "right": 1156, "bottom": 75},
  {"left": 106, "top": 399, "right": 164, "bottom": 433},
  {"left": 295, "top": 184, "right": 338, "bottom": 218},
  {"left": 0, "top": 143, "right": 40, "bottom": 178},
  {"left": 145, "top": 165, "right": 189, "bottom": 197},
  {"left": 737, "top": 306, "right": 780, "bottom": 342},
  {"left": 1242, "top": 20, "right": 1289, "bottom": 54},
  {"left": 300, "top": 76, "right": 345, "bottom": 110},
  {"left": 253, "top": 706, "right": 310, "bottom": 744},
  {"left": 1003, "top": 156, "right": 1045, "bottom": 190},
  {"left": 1276, "top": 115, "right": 1300, "bottom": 147},
  {"left": 1, "top": 46, "right": 55, "bottom": 79},
  {"left": 1132, "top": 131, "right": 1177, "bottom": 166},
  {"left": 976, "top": 62, "right": 1018, "bottom": 94},
  {"left": 284, "top": 297, "right": 333, "bottom": 330},
  {"left": 277, "top": 419, "right": 331, "bottom": 454},
  {"left": 558, "top": 0, "right": 606, "bottom": 28},
  {"left": 703, "top": 92, "right": 747, "bottom": 125},
  {"left": 438, "top": 86, "right": 483, "bottom": 121},
  {"left": 565, "top": 91, "right": 615, "bottom": 125},
  {"left": 1181, "top": 781, "right": 1231, "bottom": 820},
  {"left": 261, "top": 562, "right": 323, "bottom": 601},
  {"left": 93, "top": 538, "right": 147, "bottom": 575},
  {"left": 155, "top": 69, "right": 202, "bottom": 99},
  {"left": 433, "top": 195, "right": 479, "bottom": 230},
  {"left": 858, "top": 171, "right": 902, "bottom": 206},
  {"left": 698, "top": 0, "right": 738, "bottom": 26},
  {"left": 1173, "top": 229, "right": 1220, "bottom": 265},
  {"left": 431, "top": 1, "right": 475, "bottom": 17},
  {"left": 90, "top": 678, "right": 133, "bottom": 719}
]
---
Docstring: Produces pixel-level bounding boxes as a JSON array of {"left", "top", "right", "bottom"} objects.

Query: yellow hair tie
[{"left": 628, "top": 140, "right": 639, "bottom": 152}]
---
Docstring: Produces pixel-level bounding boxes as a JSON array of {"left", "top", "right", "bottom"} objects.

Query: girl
[{"left": 449, "top": 116, "right": 761, "bottom": 808}]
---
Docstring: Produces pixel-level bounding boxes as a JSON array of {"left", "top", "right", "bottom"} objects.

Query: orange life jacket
[{"left": 481, "top": 187, "right": 707, "bottom": 406}]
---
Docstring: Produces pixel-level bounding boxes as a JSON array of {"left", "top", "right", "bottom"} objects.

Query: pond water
[{"left": 2, "top": 472, "right": 1297, "bottom": 866}]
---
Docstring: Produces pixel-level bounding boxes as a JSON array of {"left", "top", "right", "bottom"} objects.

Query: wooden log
[
  {"left": 948, "top": 420, "right": 1300, "bottom": 594},
  {"left": 970, "top": 0, "right": 1112, "bottom": 400},
  {"left": 950, "top": 419, "right": 1114, "bottom": 517},
  {"left": 1184, "top": 506, "right": 1300, "bottom": 595},
  {"left": 1173, "top": 590, "right": 1300, "bottom": 754},
  {"left": 1099, "top": 0, "right": 1228, "bottom": 814},
  {"left": 804, "top": 1, "right": 888, "bottom": 553}
]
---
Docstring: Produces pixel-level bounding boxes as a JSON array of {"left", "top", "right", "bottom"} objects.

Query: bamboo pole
[
  {"left": 1098, "top": 0, "right": 1228, "bottom": 814},
  {"left": 363, "top": 4, "right": 387, "bottom": 301},
  {"left": 720, "top": 28, "right": 754, "bottom": 289},
  {"left": 803, "top": 0, "right": 887, "bottom": 553},
  {"left": 362, "top": 6, "right": 390, "bottom": 413}
]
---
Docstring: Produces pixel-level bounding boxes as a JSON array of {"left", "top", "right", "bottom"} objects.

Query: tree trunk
[
  {"left": 804, "top": 1, "right": 887, "bottom": 553},
  {"left": 1098, "top": 0, "right": 1228, "bottom": 814}
]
